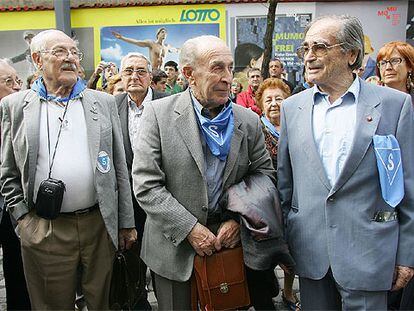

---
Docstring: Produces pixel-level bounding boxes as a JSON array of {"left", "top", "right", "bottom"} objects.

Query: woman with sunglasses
[
  {"left": 376, "top": 41, "right": 414, "bottom": 311},
  {"left": 376, "top": 41, "right": 414, "bottom": 95}
]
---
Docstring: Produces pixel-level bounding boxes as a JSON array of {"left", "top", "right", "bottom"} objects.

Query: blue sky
[{"left": 100, "top": 23, "right": 219, "bottom": 68}]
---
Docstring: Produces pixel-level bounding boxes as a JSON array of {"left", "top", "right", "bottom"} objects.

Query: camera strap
[{"left": 45, "top": 99, "right": 70, "bottom": 179}]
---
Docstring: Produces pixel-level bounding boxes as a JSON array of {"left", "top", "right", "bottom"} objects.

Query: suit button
[
  {"left": 171, "top": 237, "right": 176, "bottom": 243},
  {"left": 202, "top": 206, "right": 207, "bottom": 212},
  {"left": 330, "top": 225, "right": 337, "bottom": 228},
  {"left": 328, "top": 196, "right": 334, "bottom": 202}
]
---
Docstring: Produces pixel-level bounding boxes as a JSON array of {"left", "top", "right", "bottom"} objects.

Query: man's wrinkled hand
[
  {"left": 214, "top": 219, "right": 240, "bottom": 251},
  {"left": 391, "top": 265, "right": 414, "bottom": 291},
  {"left": 187, "top": 222, "right": 217, "bottom": 257},
  {"left": 118, "top": 228, "right": 137, "bottom": 251}
]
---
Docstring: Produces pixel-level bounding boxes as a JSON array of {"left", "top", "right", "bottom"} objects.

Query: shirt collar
[
  {"left": 190, "top": 88, "right": 231, "bottom": 119},
  {"left": 127, "top": 87, "right": 153, "bottom": 110},
  {"left": 313, "top": 74, "right": 360, "bottom": 105}
]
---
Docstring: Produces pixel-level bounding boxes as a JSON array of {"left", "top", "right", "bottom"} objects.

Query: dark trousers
[
  {"left": 0, "top": 209, "right": 31, "bottom": 310},
  {"left": 246, "top": 266, "right": 279, "bottom": 310},
  {"left": 388, "top": 279, "right": 414, "bottom": 310}
]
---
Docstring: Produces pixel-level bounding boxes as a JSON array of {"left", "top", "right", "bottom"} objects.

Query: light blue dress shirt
[
  {"left": 312, "top": 77, "right": 360, "bottom": 186},
  {"left": 191, "top": 93, "right": 227, "bottom": 214}
]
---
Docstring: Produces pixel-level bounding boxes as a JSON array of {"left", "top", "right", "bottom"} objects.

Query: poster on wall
[
  {"left": 0, "top": 27, "right": 94, "bottom": 87},
  {"left": 100, "top": 23, "right": 219, "bottom": 70},
  {"left": 235, "top": 14, "right": 311, "bottom": 87}
]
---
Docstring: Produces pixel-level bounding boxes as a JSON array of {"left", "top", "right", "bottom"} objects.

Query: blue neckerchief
[
  {"left": 261, "top": 115, "right": 279, "bottom": 139},
  {"left": 373, "top": 134, "right": 404, "bottom": 208},
  {"left": 193, "top": 100, "right": 234, "bottom": 161},
  {"left": 303, "top": 82, "right": 311, "bottom": 89},
  {"left": 31, "top": 77, "right": 86, "bottom": 102}
]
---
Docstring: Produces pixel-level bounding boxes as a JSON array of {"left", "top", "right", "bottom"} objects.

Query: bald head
[
  {"left": 179, "top": 35, "right": 231, "bottom": 70},
  {"left": 0, "top": 59, "right": 21, "bottom": 100}
]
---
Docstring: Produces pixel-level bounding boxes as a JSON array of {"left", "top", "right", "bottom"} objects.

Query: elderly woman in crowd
[
  {"left": 376, "top": 41, "right": 414, "bottom": 311},
  {"left": 255, "top": 78, "right": 301, "bottom": 311}
]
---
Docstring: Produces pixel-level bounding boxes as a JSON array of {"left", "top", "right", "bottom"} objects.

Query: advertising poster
[
  {"left": 0, "top": 4, "right": 226, "bottom": 87},
  {"left": 235, "top": 14, "right": 311, "bottom": 86},
  {"left": 101, "top": 23, "right": 219, "bottom": 70}
]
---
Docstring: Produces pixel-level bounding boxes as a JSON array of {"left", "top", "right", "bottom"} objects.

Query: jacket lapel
[
  {"left": 300, "top": 97, "right": 331, "bottom": 190},
  {"left": 117, "top": 94, "right": 133, "bottom": 168},
  {"left": 174, "top": 90, "right": 204, "bottom": 174},
  {"left": 330, "top": 81, "right": 380, "bottom": 194},
  {"left": 223, "top": 109, "right": 243, "bottom": 187},
  {"left": 23, "top": 91, "right": 41, "bottom": 202},
  {"left": 82, "top": 91, "right": 100, "bottom": 172}
]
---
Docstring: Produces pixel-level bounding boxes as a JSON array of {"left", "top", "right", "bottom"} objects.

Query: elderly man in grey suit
[
  {"left": 278, "top": 15, "right": 414, "bottom": 309},
  {"left": 115, "top": 52, "right": 166, "bottom": 310},
  {"left": 132, "top": 35, "right": 274, "bottom": 309},
  {"left": 0, "top": 29, "right": 136, "bottom": 310}
]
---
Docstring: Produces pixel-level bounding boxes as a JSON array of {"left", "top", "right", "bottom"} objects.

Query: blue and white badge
[
  {"left": 97, "top": 151, "right": 111, "bottom": 173},
  {"left": 373, "top": 134, "right": 404, "bottom": 208}
]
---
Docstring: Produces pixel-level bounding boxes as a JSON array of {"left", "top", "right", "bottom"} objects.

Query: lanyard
[{"left": 45, "top": 100, "right": 70, "bottom": 178}]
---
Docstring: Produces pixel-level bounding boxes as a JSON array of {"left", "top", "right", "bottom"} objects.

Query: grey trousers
[
  {"left": 299, "top": 269, "right": 387, "bottom": 310},
  {"left": 153, "top": 272, "right": 192, "bottom": 310}
]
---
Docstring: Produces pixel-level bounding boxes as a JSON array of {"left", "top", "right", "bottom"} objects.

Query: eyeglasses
[
  {"left": 40, "top": 48, "right": 84, "bottom": 61},
  {"left": 296, "top": 42, "right": 345, "bottom": 59},
  {"left": 1, "top": 77, "right": 23, "bottom": 88},
  {"left": 122, "top": 68, "right": 149, "bottom": 77},
  {"left": 377, "top": 57, "right": 403, "bottom": 69}
]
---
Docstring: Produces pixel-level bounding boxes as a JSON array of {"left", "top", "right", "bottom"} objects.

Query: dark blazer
[{"left": 115, "top": 88, "right": 167, "bottom": 237}]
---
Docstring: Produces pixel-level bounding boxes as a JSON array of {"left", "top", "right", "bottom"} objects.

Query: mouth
[{"left": 61, "top": 63, "right": 77, "bottom": 72}]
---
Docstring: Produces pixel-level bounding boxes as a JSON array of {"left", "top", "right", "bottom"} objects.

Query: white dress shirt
[
  {"left": 128, "top": 88, "right": 153, "bottom": 150},
  {"left": 312, "top": 77, "right": 360, "bottom": 186}
]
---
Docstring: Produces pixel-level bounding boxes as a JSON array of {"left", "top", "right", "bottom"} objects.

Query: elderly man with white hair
[
  {"left": 115, "top": 52, "right": 166, "bottom": 310},
  {"left": 0, "top": 59, "right": 31, "bottom": 310},
  {"left": 0, "top": 29, "right": 136, "bottom": 309},
  {"left": 132, "top": 35, "right": 276, "bottom": 309}
]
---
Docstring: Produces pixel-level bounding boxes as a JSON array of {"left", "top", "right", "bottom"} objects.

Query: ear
[
  {"left": 32, "top": 52, "right": 43, "bottom": 71},
  {"left": 182, "top": 66, "right": 195, "bottom": 85},
  {"left": 250, "top": 58, "right": 256, "bottom": 68},
  {"left": 348, "top": 50, "right": 359, "bottom": 67}
]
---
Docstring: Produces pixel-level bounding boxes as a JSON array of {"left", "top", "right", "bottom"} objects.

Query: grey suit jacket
[
  {"left": 0, "top": 89, "right": 135, "bottom": 248},
  {"left": 277, "top": 79, "right": 414, "bottom": 291},
  {"left": 132, "top": 89, "right": 275, "bottom": 282}
]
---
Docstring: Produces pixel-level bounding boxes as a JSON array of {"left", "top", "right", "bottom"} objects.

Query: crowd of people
[{"left": 0, "top": 13, "right": 413, "bottom": 311}]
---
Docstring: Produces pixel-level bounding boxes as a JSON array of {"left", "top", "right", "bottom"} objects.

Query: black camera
[{"left": 35, "top": 178, "right": 66, "bottom": 220}]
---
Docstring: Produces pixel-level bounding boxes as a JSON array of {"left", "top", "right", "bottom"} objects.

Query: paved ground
[{"left": 0, "top": 249, "right": 298, "bottom": 311}]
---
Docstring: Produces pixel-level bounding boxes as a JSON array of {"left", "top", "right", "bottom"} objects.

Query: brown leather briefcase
[{"left": 191, "top": 246, "right": 250, "bottom": 311}]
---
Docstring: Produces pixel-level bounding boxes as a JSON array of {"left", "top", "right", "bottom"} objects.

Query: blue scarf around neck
[
  {"left": 31, "top": 77, "right": 86, "bottom": 102},
  {"left": 261, "top": 115, "right": 279, "bottom": 139},
  {"left": 193, "top": 101, "right": 234, "bottom": 161}
]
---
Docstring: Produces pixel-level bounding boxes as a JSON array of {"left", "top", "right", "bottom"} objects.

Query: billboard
[{"left": 0, "top": 4, "right": 226, "bottom": 87}]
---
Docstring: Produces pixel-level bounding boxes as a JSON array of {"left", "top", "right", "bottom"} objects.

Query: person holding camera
[
  {"left": 87, "top": 60, "right": 118, "bottom": 91},
  {"left": 0, "top": 29, "right": 137, "bottom": 310}
]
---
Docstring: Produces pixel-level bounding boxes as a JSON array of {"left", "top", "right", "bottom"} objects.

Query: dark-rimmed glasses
[
  {"left": 296, "top": 42, "right": 345, "bottom": 59},
  {"left": 122, "top": 68, "right": 149, "bottom": 77},
  {"left": 40, "top": 48, "right": 84, "bottom": 61},
  {"left": 377, "top": 57, "right": 403, "bottom": 69}
]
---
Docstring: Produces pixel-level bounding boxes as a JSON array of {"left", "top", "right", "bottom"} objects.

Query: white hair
[
  {"left": 179, "top": 35, "right": 226, "bottom": 71},
  {"left": 30, "top": 29, "right": 72, "bottom": 54},
  {"left": 120, "top": 52, "right": 152, "bottom": 72}
]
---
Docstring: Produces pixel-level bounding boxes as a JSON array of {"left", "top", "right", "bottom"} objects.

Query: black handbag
[
  {"left": 109, "top": 242, "right": 147, "bottom": 310},
  {"left": 35, "top": 178, "right": 66, "bottom": 220}
]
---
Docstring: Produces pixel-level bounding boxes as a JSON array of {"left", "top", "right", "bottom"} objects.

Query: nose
[
  {"left": 304, "top": 48, "right": 316, "bottom": 63},
  {"left": 13, "top": 79, "right": 22, "bottom": 91},
  {"left": 222, "top": 66, "right": 233, "bottom": 84}
]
